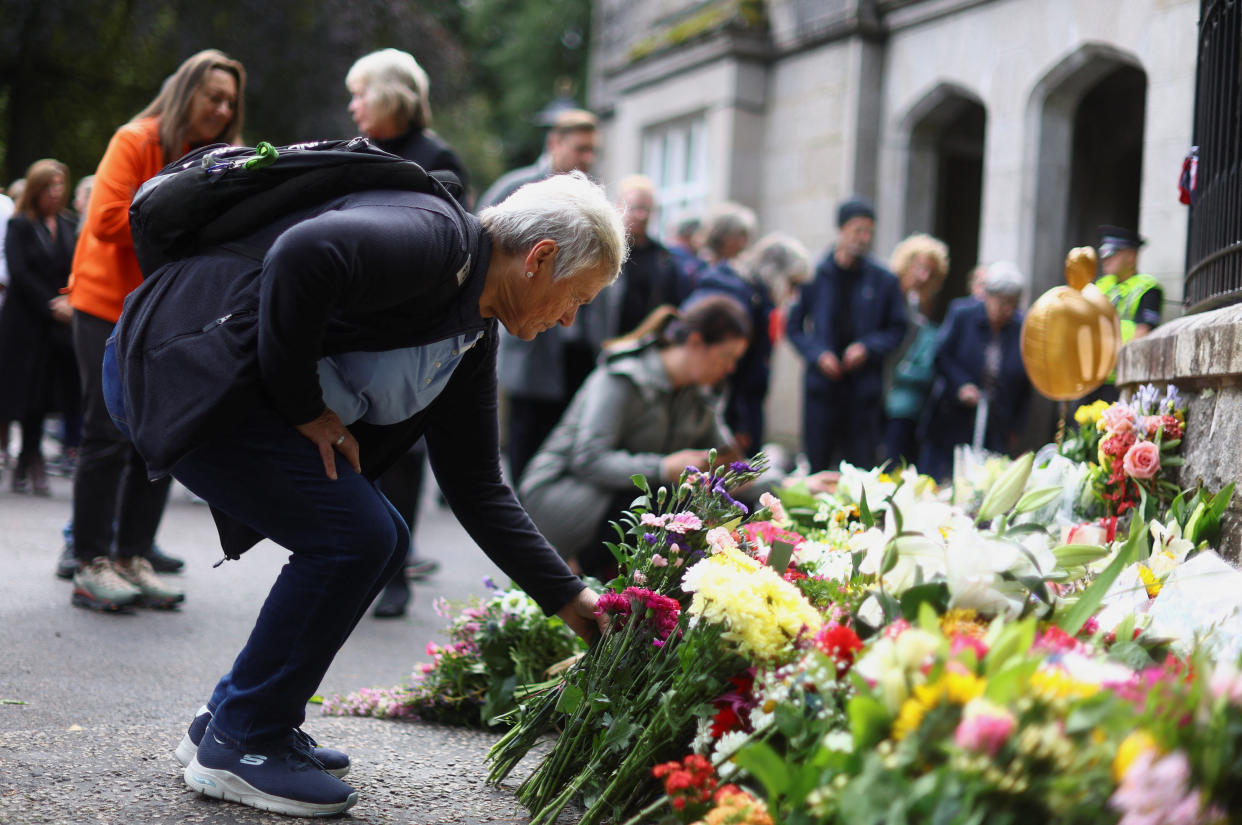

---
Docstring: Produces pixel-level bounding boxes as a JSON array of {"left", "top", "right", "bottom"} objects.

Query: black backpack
[{"left": 129, "top": 137, "right": 461, "bottom": 275}]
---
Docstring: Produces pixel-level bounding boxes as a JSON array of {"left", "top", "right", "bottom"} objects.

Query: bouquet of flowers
[
  {"left": 322, "top": 583, "right": 585, "bottom": 726},
  {"left": 487, "top": 455, "right": 830, "bottom": 824},
  {"left": 1068, "top": 384, "right": 1187, "bottom": 519}
]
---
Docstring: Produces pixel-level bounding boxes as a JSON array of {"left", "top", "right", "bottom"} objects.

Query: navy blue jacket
[
  {"left": 113, "top": 189, "right": 584, "bottom": 614},
  {"left": 786, "top": 250, "right": 907, "bottom": 400},
  {"left": 684, "top": 262, "right": 774, "bottom": 444},
  {"left": 930, "top": 300, "right": 1030, "bottom": 451},
  {"left": 686, "top": 262, "right": 773, "bottom": 399}
]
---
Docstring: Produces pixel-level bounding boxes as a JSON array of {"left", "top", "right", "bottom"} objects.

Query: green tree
[{"left": 0, "top": 0, "right": 592, "bottom": 201}]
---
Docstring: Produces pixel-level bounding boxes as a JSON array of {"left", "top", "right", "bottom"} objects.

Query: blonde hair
[
  {"left": 345, "top": 48, "right": 431, "bottom": 133},
  {"left": 134, "top": 49, "right": 246, "bottom": 163},
  {"left": 617, "top": 174, "right": 655, "bottom": 198},
  {"left": 15, "top": 159, "right": 69, "bottom": 219},
  {"left": 889, "top": 233, "right": 949, "bottom": 291}
]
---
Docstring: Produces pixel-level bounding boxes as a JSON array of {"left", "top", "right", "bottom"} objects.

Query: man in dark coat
[{"left": 786, "top": 196, "right": 907, "bottom": 471}]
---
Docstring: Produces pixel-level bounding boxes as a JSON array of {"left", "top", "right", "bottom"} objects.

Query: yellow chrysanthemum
[
  {"left": 1075, "top": 399, "right": 1110, "bottom": 427},
  {"left": 943, "top": 670, "right": 987, "bottom": 704},
  {"left": 1138, "top": 564, "right": 1162, "bottom": 598},
  {"left": 683, "top": 551, "right": 821, "bottom": 663},
  {"left": 1030, "top": 668, "right": 1099, "bottom": 700},
  {"left": 1113, "top": 729, "right": 1158, "bottom": 782}
]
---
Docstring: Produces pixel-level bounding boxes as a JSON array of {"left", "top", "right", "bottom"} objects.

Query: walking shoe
[
  {"left": 144, "top": 544, "right": 185, "bottom": 574},
  {"left": 175, "top": 706, "right": 350, "bottom": 778},
  {"left": 55, "top": 544, "right": 80, "bottom": 580},
  {"left": 184, "top": 725, "right": 358, "bottom": 817},
  {"left": 404, "top": 556, "right": 440, "bottom": 581},
  {"left": 71, "top": 557, "right": 140, "bottom": 612},
  {"left": 112, "top": 556, "right": 185, "bottom": 609},
  {"left": 372, "top": 578, "right": 411, "bottom": 618}
]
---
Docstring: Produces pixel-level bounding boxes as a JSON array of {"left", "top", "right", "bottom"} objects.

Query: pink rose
[
  {"left": 1122, "top": 440, "right": 1161, "bottom": 479},
  {"left": 954, "top": 713, "right": 1014, "bottom": 757},
  {"left": 1100, "top": 404, "right": 1136, "bottom": 435}
]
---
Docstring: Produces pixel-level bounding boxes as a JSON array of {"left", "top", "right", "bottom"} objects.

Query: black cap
[
  {"left": 1098, "top": 225, "right": 1145, "bottom": 258},
  {"left": 837, "top": 195, "right": 876, "bottom": 228}
]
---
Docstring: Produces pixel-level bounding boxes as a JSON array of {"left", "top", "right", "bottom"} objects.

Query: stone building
[{"left": 587, "top": 0, "right": 1199, "bottom": 446}]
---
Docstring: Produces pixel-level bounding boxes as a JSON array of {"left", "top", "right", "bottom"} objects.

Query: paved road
[{"left": 0, "top": 467, "right": 562, "bottom": 824}]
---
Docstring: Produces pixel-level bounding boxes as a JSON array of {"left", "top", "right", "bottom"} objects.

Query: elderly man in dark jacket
[
  {"left": 787, "top": 196, "right": 907, "bottom": 471},
  {"left": 109, "top": 171, "right": 624, "bottom": 817}
]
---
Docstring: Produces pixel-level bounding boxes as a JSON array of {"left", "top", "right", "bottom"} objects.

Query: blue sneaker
[
  {"left": 175, "top": 706, "right": 350, "bottom": 778},
  {"left": 184, "top": 724, "right": 358, "bottom": 817}
]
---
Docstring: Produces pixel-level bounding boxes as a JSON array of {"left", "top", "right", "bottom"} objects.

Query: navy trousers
[{"left": 172, "top": 405, "right": 409, "bottom": 747}]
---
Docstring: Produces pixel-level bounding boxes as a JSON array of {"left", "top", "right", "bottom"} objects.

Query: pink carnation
[
  {"left": 1110, "top": 750, "right": 1223, "bottom": 825},
  {"left": 1101, "top": 404, "right": 1137, "bottom": 434},
  {"left": 1122, "top": 440, "right": 1161, "bottom": 480},
  {"left": 759, "top": 492, "right": 788, "bottom": 525},
  {"left": 652, "top": 554, "right": 669, "bottom": 567},
  {"left": 667, "top": 512, "right": 704, "bottom": 534},
  {"left": 954, "top": 713, "right": 1014, "bottom": 757},
  {"left": 641, "top": 513, "right": 668, "bottom": 528}
]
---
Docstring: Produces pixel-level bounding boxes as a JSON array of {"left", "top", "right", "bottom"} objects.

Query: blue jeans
[{"left": 172, "top": 405, "right": 408, "bottom": 747}]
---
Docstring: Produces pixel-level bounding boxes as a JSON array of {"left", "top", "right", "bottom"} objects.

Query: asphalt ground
[{"left": 0, "top": 461, "right": 575, "bottom": 825}]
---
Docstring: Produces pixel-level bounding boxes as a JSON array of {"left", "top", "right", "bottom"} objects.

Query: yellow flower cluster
[
  {"left": 1029, "top": 668, "right": 1099, "bottom": 701},
  {"left": 1112, "top": 729, "right": 1158, "bottom": 782},
  {"left": 1073, "top": 399, "right": 1110, "bottom": 428},
  {"left": 892, "top": 670, "right": 987, "bottom": 740},
  {"left": 683, "top": 548, "right": 822, "bottom": 663},
  {"left": 693, "top": 789, "right": 774, "bottom": 825}
]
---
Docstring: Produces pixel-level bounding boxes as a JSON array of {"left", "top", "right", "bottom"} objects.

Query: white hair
[
  {"left": 737, "top": 232, "right": 811, "bottom": 296},
  {"left": 480, "top": 172, "right": 628, "bottom": 283},
  {"left": 345, "top": 48, "right": 431, "bottom": 131},
  {"left": 703, "top": 201, "right": 756, "bottom": 257},
  {"left": 984, "top": 261, "right": 1025, "bottom": 298}
]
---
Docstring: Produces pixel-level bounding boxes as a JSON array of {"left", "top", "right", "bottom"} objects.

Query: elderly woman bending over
[
  {"left": 110, "top": 171, "right": 625, "bottom": 817},
  {"left": 520, "top": 294, "right": 751, "bottom": 577}
]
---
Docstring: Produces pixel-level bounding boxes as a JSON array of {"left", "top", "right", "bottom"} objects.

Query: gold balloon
[
  {"left": 1064, "top": 246, "right": 1098, "bottom": 290},
  {"left": 1020, "top": 250, "right": 1120, "bottom": 401}
]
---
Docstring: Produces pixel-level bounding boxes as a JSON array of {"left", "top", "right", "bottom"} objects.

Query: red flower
[{"left": 814, "top": 624, "right": 864, "bottom": 676}]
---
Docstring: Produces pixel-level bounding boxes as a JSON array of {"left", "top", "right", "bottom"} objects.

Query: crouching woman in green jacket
[{"left": 519, "top": 294, "right": 751, "bottom": 578}]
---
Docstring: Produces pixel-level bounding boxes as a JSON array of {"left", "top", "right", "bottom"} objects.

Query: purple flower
[
  {"left": 730, "top": 460, "right": 755, "bottom": 474},
  {"left": 644, "top": 532, "right": 659, "bottom": 546}
]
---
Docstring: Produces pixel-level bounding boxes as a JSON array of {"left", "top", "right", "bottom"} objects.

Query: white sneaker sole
[
  {"left": 183, "top": 756, "right": 358, "bottom": 817},
  {"left": 174, "top": 732, "right": 197, "bottom": 767}
]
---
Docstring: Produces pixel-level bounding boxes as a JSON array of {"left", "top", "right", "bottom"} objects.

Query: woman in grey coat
[{"left": 519, "top": 294, "right": 750, "bottom": 576}]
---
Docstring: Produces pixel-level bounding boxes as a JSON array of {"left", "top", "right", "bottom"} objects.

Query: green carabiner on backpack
[{"left": 243, "top": 141, "right": 279, "bottom": 170}]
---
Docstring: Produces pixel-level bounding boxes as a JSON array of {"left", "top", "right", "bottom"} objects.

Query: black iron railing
[{"left": 1185, "top": 0, "right": 1242, "bottom": 314}]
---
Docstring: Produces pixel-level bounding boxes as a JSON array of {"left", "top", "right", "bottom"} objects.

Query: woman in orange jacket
[{"left": 63, "top": 49, "right": 246, "bottom": 612}]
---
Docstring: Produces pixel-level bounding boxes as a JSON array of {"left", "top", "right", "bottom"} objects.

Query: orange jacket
[{"left": 68, "top": 117, "right": 185, "bottom": 322}]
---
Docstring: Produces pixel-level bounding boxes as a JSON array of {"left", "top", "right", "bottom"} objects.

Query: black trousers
[
  {"left": 71, "top": 311, "right": 171, "bottom": 562},
  {"left": 803, "top": 388, "right": 883, "bottom": 473}
]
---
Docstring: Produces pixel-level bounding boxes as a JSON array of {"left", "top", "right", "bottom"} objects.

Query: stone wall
[{"left": 1117, "top": 304, "right": 1242, "bottom": 563}]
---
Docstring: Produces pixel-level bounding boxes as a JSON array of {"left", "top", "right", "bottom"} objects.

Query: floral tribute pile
[{"left": 329, "top": 384, "right": 1242, "bottom": 824}]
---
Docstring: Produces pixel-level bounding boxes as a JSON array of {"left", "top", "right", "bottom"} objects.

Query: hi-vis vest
[{"left": 1096, "top": 272, "right": 1161, "bottom": 344}]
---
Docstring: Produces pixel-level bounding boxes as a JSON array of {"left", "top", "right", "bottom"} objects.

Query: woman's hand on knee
[
  {"left": 556, "top": 587, "right": 605, "bottom": 642},
  {"left": 294, "top": 408, "right": 360, "bottom": 480}
]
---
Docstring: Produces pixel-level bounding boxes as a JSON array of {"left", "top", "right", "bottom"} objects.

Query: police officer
[
  {"left": 1097, "top": 225, "right": 1161, "bottom": 341},
  {"left": 1091, "top": 225, "right": 1162, "bottom": 402}
]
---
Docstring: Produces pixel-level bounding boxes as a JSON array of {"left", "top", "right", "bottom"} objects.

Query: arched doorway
[
  {"left": 1021, "top": 44, "right": 1148, "bottom": 448},
  {"left": 1026, "top": 44, "right": 1148, "bottom": 296},
  {"left": 901, "top": 83, "right": 987, "bottom": 320}
]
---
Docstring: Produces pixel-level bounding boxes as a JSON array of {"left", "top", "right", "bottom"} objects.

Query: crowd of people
[{"left": 0, "top": 44, "right": 1165, "bottom": 818}]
